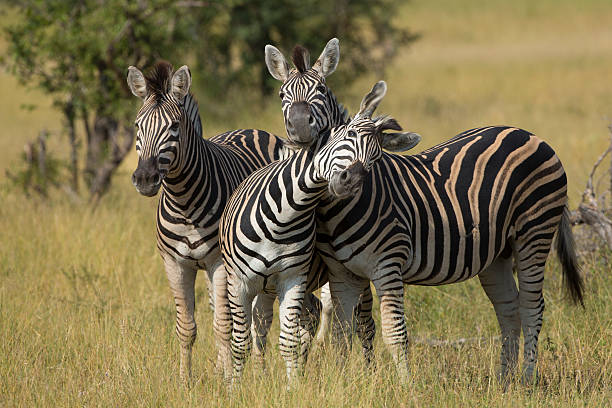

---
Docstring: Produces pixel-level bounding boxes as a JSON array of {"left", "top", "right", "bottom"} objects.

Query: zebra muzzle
[
  {"left": 286, "top": 102, "right": 317, "bottom": 146},
  {"left": 132, "top": 156, "right": 164, "bottom": 197},
  {"left": 328, "top": 161, "right": 367, "bottom": 199}
]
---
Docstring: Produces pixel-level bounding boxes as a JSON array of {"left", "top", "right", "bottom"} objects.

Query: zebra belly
[{"left": 316, "top": 236, "right": 412, "bottom": 281}]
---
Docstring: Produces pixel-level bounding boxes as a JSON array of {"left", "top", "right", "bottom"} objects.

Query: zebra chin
[{"left": 134, "top": 182, "right": 162, "bottom": 197}]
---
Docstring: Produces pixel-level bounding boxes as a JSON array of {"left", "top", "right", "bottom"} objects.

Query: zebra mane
[
  {"left": 183, "top": 92, "right": 203, "bottom": 138},
  {"left": 336, "top": 101, "right": 350, "bottom": 125},
  {"left": 325, "top": 88, "right": 350, "bottom": 125},
  {"left": 292, "top": 45, "right": 309, "bottom": 73},
  {"left": 145, "top": 60, "right": 174, "bottom": 101}
]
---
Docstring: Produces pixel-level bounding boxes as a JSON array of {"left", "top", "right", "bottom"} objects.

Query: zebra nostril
[
  {"left": 131, "top": 173, "right": 138, "bottom": 186},
  {"left": 152, "top": 174, "right": 160, "bottom": 185},
  {"left": 339, "top": 171, "right": 349, "bottom": 182},
  {"left": 308, "top": 116, "right": 315, "bottom": 126}
]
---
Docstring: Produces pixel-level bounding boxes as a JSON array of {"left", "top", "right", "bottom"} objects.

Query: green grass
[{"left": 1, "top": 0, "right": 611, "bottom": 406}]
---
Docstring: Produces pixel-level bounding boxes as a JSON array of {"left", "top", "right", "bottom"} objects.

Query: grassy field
[{"left": 1, "top": 0, "right": 611, "bottom": 406}]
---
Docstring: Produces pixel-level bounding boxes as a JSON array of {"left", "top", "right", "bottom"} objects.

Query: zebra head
[
  {"left": 265, "top": 38, "right": 346, "bottom": 148},
  {"left": 317, "top": 81, "right": 422, "bottom": 199},
  {"left": 127, "top": 61, "right": 193, "bottom": 197}
]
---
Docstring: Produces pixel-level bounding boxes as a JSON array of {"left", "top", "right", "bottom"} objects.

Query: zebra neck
[
  {"left": 278, "top": 151, "right": 329, "bottom": 219},
  {"left": 291, "top": 133, "right": 333, "bottom": 202},
  {"left": 326, "top": 89, "right": 350, "bottom": 127},
  {"left": 161, "top": 94, "right": 217, "bottom": 213}
]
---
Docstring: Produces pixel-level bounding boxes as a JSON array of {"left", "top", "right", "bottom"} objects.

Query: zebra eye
[
  {"left": 348, "top": 130, "right": 357, "bottom": 138},
  {"left": 279, "top": 91, "right": 285, "bottom": 99},
  {"left": 316, "top": 85, "right": 326, "bottom": 94},
  {"left": 134, "top": 123, "right": 139, "bottom": 130},
  {"left": 170, "top": 122, "right": 179, "bottom": 132}
]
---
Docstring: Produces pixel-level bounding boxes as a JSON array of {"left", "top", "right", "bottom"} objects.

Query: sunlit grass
[{"left": 1, "top": 0, "right": 611, "bottom": 406}]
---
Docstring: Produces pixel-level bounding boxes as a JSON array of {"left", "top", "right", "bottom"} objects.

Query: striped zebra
[
  {"left": 248, "top": 38, "right": 349, "bottom": 363},
  {"left": 313, "top": 125, "right": 585, "bottom": 384},
  {"left": 220, "top": 81, "right": 422, "bottom": 384},
  {"left": 127, "top": 61, "right": 294, "bottom": 382}
]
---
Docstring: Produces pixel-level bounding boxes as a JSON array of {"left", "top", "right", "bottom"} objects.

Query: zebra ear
[
  {"left": 313, "top": 38, "right": 339, "bottom": 77},
  {"left": 127, "top": 66, "right": 147, "bottom": 100},
  {"left": 358, "top": 81, "right": 387, "bottom": 118},
  {"left": 380, "top": 132, "right": 422, "bottom": 152},
  {"left": 265, "top": 44, "right": 290, "bottom": 82},
  {"left": 171, "top": 65, "right": 192, "bottom": 102}
]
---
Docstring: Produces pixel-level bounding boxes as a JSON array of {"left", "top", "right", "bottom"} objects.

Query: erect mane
[
  {"left": 145, "top": 60, "right": 173, "bottom": 99},
  {"left": 292, "top": 45, "right": 309, "bottom": 73}
]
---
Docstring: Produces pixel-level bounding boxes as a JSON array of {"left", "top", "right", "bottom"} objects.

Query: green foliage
[
  {"left": 4, "top": 0, "right": 415, "bottom": 116},
  {"left": 187, "top": 0, "right": 418, "bottom": 97},
  {"left": 4, "top": 0, "right": 190, "bottom": 121},
  {"left": 2, "top": 0, "right": 416, "bottom": 197}
]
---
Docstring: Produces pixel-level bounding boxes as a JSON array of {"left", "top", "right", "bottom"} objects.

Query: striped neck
[
  {"left": 161, "top": 93, "right": 215, "bottom": 210},
  {"left": 326, "top": 89, "right": 350, "bottom": 129}
]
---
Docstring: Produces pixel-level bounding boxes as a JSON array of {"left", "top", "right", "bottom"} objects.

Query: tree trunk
[
  {"left": 64, "top": 100, "right": 79, "bottom": 192},
  {"left": 85, "top": 114, "right": 134, "bottom": 204}
]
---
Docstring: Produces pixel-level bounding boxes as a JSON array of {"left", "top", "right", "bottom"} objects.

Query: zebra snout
[
  {"left": 287, "top": 102, "right": 316, "bottom": 146},
  {"left": 329, "top": 161, "right": 367, "bottom": 199},
  {"left": 132, "top": 156, "right": 163, "bottom": 197}
]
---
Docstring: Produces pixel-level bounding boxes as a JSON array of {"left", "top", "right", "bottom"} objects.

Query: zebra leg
[
  {"left": 298, "top": 292, "right": 322, "bottom": 366},
  {"left": 372, "top": 271, "right": 410, "bottom": 382},
  {"left": 251, "top": 292, "right": 275, "bottom": 370},
  {"left": 277, "top": 274, "right": 308, "bottom": 384},
  {"left": 355, "top": 284, "right": 376, "bottom": 365},
  {"left": 227, "top": 270, "right": 258, "bottom": 384},
  {"left": 328, "top": 274, "right": 369, "bottom": 360},
  {"left": 315, "top": 283, "right": 333, "bottom": 345},
  {"left": 163, "top": 257, "right": 198, "bottom": 385},
  {"left": 516, "top": 242, "right": 549, "bottom": 385},
  {"left": 478, "top": 256, "right": 520, "bottom": 384},
  {"left": 210, "top": 262, "right": 232, "bottom": 380},
  {"left": 204, "top": 268, "right": 215, "bottom": 313}
]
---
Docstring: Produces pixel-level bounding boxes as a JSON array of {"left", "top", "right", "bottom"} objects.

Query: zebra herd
[{"left": 127, "top": 38, "right": 584, "bottom": 387}]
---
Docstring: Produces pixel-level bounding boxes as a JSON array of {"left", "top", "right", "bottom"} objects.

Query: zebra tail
[{"left": 556, "top": 205, "right": 585, "bottom": 307}]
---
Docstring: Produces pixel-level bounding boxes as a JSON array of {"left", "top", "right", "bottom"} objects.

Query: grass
[{"left": 1, "top": 0, "right": 611, "bottom": 406}]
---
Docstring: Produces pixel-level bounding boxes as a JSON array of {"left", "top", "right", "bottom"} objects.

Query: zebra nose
[{"left": 339, "top": 170, "right": 349, "bottom": 182}]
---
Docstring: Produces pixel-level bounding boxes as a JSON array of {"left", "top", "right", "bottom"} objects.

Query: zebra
[
  {"left": 250, "top": 38, "right": 349, "bottom": 358},
  {"left": 127, "top": 61, "right": 296, "bottom": 383},
  {"left": 230, "top": 38, "right": 354, "bottom": 367},
  {"left": 263, "top": 38, "right": 379, "bottom": 352},
  {"left": 219, "top": 80, "right": 422, "bottom": 384},
  {"left": 315, "top": 126, "right": 584, "bottom": 384}
]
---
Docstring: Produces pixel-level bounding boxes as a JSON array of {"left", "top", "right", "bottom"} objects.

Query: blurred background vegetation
[
  {"left": 0, "top": 0, "right": 611, "bottom": 406},
  {"left": 1, "top": 0, "right": 415, "bottom": 200}
]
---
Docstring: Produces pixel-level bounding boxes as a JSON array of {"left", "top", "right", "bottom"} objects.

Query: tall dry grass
[{"left": 1, "top": 0, "right": 611, "bottom": 406}]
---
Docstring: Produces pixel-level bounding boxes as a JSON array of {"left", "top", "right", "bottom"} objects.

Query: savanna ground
[{"left": 1, "top": 0, "right": 611, "bottom": 406}]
